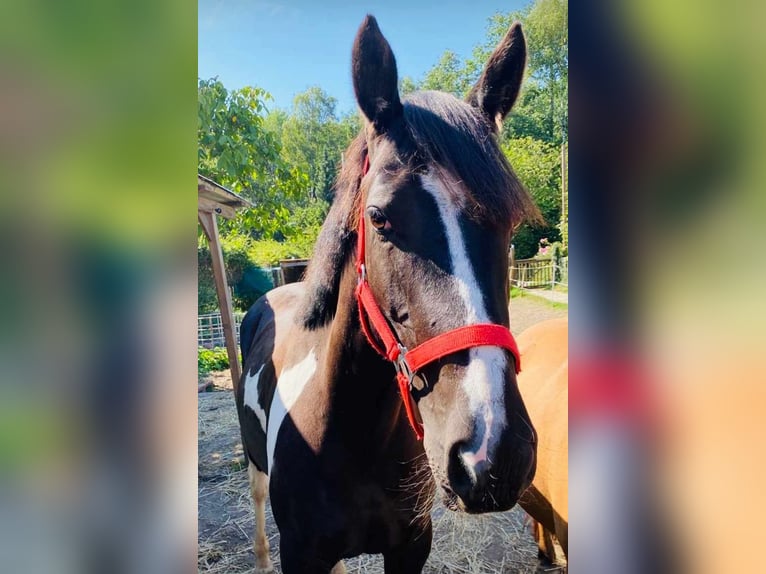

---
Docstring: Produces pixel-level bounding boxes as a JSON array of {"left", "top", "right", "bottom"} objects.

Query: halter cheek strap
[{"left": 355, "top": 152, "right": 521, "bottom": 440}]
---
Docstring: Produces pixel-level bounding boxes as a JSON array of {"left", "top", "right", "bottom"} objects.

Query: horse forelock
[{"left": 403, "top": 91, "right": 539, "bottom": 229}]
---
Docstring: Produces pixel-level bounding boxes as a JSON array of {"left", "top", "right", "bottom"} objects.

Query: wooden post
[
  {"left": 509, "top": 244, "right": 516, "bottom": 287},
  {"left": 198, "top": 210, "right": 242, "bottom": 390},
  {"left": 561, "top": 143, "right": 568, "bottom": 249}
]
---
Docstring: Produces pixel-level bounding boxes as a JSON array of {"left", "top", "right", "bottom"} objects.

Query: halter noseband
[{"left": 354, "top": 152, "right": 521, "bottom": 440}]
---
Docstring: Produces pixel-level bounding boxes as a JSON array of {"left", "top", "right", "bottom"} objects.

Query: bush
[
  {"left": 246, "top": 238, "right": 311, "bottom": 267},
  {"left": 512, "top": 224, "right": 561, "bottom": 259},
  {"left": 199, "top": 229, "right": 321, "bottom": 313},
  {"left": 198, "top": 347, "right": 230, "bottom": 374}
]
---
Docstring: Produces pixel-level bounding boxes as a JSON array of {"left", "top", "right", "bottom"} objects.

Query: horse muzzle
[{"left": 444, "top": 430, "right": 537, "bottom": 514}]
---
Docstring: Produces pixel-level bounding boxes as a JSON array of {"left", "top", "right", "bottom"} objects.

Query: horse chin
[
  {"left": 440, "top": 483, "right": 466, "bottom": 513},
  {"left": 440, "top": 482, "right": 518, "bottom": 514}
]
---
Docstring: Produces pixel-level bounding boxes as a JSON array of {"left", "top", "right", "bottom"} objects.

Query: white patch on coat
[
  {"left": 421, "top": 171, "right": 508, "bottom": 479},
  {"left": 266, "top": 348, "right": 317, "bottom": 474},
  {"left": 243, "top": 364, "right": 267, "bottom": 432}
]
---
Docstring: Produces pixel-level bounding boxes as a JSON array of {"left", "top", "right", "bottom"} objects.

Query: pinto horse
[
  {"left": 517, "top": 318, "right": 568, "bottom": 564},
  {"left": 236, "top": 15, "right": 539, "bottom": 573}
]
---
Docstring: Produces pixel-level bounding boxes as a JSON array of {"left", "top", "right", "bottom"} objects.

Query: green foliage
[
  {"left": 504, "top": 84, "right": 560, "bottom": 142},
  {"left": 503, "top": 136, "right": 562, "bottom": 258},
  {"left": 198, "top": 347, "right": 230, "bottom": 374},
  {"left": 198, "top": 78, "right": 308, "bottom": 238},
  {"left": 197, "top": 82, "right": 359, "bottom": 314},
  {"left": 512, "top": 226, "right": 545, "bottom": 260},
  {"left": 278, "top": 87, "right": 359, "bottom": 204},
  {"left": 504, "top": 137, "right": 560, "bottom": 219},
  {"left": 221, "top": 231, "right": 317, "bottom": 268},
  {"left": 470, "top": 1, "right": 568, "bottom": 145},
  {"left": 199, "top": 234, "right": 274, "bottom": 313},
  {"left": 405, "top": 1, "right": 568, "bottom": 146},
  {"left": 420, "top": 51, "right": 471, "bottom": 97},
  {"left": 400, "top": 76, "right": 419, "bottom": 97},
  {"left": 198, "top": 229, "right": 319, "bottom": 313},
  {"left": 246, "top": 238, "right": 315, "bottom": 267}
]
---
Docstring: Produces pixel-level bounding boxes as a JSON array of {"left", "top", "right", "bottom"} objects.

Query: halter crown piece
[{"left": 354, "top": 152, "right": 521, "bottom": 440}]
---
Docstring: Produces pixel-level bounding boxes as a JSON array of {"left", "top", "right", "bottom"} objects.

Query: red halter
[{"left": 354, "top": 153, "right": 521, "bottom": 440}]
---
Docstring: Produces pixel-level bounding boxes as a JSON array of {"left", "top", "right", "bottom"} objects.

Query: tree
[
  {"left": 470, "top": 1, "right": 568, "bottom": 144},
  {"left": 279, "top": 87, "right": 359, "bottom": 204},
  {"left": 420, "top": 51, "right": 470, "bottom": 97},
  {"left": 503, "top": 136, "right": 562, "bottom": 258},
  {"left": 399, "top": 76, "right": 419, "bottom": 97},
  {"left": 375, "top": 1, "right": 569, "bottom": 146},
  {"left": 197, "top": 78, "right": 307, "bottom": 238}
]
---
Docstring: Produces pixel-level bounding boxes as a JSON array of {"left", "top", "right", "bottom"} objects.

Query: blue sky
[{"left": 199, "top": 0, "right": 529, "bottom": 115}]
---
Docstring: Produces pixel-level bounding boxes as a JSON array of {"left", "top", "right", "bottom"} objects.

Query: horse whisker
[{"left": 517, "top": 412, "right": 537, "bottom": 443}]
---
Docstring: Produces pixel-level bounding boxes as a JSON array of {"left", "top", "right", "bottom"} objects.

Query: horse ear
[
  {"left": 352, "top": 15, "right": 402, "bottom": 133},
  {"left": 467, "top": 22, "right": 527, "bottom": 131}
]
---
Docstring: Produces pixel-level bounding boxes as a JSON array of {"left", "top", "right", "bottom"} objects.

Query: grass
[
  {"left": 510, "top": 286, "right": 568, "bottom": 311},
  {"left": 546, "top": 299, "right": 568, "bottom": 311}
]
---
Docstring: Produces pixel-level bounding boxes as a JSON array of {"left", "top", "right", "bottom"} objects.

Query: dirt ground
[{"left": 198, "top": 295, "right": 566, "bottom": 573}]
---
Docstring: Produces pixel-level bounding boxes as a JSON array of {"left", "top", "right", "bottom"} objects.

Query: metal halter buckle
[
  {"left": 358, "top": 263, "right": 367, "bottom": 284},
  {"left": 395, "top": 344, "right": 415, "bottom": 388}
]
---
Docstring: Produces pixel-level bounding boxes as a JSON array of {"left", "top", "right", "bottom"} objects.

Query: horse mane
[
  {"left": 299, "top": 135, "right": 366, "bottom": 330},
  {"left": 299, "top": 91, "right": 539, "bottom": 330}
]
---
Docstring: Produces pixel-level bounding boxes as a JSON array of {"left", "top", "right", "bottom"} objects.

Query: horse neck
[{"left": 322, "top": 262, "right": 415, "bottom": 450}]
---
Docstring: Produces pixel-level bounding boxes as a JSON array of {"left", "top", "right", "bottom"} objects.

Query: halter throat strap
[{"left": 354, "top": 151, "right": 521, "bottom": 440}]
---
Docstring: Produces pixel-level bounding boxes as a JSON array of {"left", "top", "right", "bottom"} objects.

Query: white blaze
[
  {"left": 266, "top": 348, "right": 317, "bottom": 474},
  {"left": 243, "top": 364, "right": 267, "bottom": 432},
  {"left": 421, "top": 172, "right": 508, "bottom": 477}
]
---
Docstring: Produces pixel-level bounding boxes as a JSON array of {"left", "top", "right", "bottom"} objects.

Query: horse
[
  {"left": 235, "top": 15, "right": 540, "bottom": 573},
  {"left": 516, "top": 318, "right": 568, "bottom": 565}
]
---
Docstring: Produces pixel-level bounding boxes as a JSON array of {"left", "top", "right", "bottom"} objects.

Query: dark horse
[{"left": 236, "top": 15, "right": 539, "bottom": 574}]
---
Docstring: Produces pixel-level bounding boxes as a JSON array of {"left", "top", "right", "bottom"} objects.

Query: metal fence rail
[
  {"left": 510, "top": 256, "right": 568, "bottom": 289},
  {"left": 198, "top": 311, "right": 246, "bottom": 349},
  {"left": 198, "top": 265, "right": 284, "bottom": 349}
]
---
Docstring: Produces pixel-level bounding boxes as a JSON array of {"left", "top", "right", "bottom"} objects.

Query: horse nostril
[
  {"left": 447, "top": 443, "right": 470, "bottom": 496},
  {"left": 447, "top": 442, "right": 489, "bottom": 507}
]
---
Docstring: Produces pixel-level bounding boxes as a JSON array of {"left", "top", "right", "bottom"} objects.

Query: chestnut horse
[
  {"left": 517, "top": 318, "right": 569, "bottom": 565},
  {"left": 236, "top": 15, "right": 539, "bottom": 574}
]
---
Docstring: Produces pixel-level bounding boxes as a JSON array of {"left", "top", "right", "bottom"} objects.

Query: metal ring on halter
[
  {"left": 394, "top": 344, "right": 415, "bottom": 388},
  {"left": 358, "top": 263, "right": 367, "bottom": 284}
]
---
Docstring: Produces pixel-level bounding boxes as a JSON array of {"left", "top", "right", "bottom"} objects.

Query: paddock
[{"left": 198, "top": 295, "right": 566, "bottom": 574}]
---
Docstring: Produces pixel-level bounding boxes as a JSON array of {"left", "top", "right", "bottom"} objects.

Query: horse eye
[{"left": 367, "top": 207, "right": 390, "bottom": 232}]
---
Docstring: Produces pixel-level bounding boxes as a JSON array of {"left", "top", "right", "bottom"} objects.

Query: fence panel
[
  {"left": 510, "top": 256, "right": 568, "bottom": 289},
  {"left": 511, "top": 257, "right": 554, "bottom": 288},
  {"left": 198, "top": 311, "right": 246, "bottom": 349},
  {"left": 198, "top": 265, "right": 285, "bottom": 349},
  {"left": 558, "top": 256, "right": 568, "bottom": 286}
]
